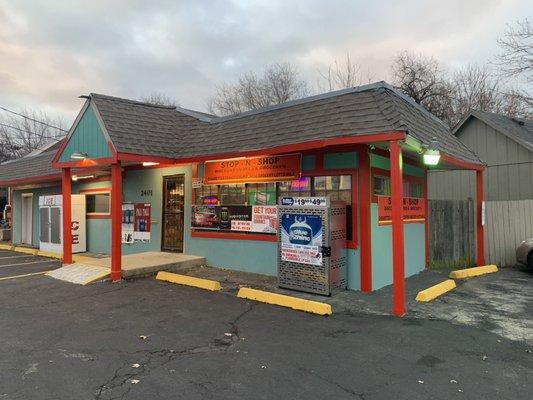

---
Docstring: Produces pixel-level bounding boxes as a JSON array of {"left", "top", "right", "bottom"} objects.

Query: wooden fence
[
  {"left": 429, "top": 199, "right": 533, "bottom": 267},
  {"left": 484, "top": 200, "right": 533, "bottom": 266},
  {"left": 428, "top": 200, "right": 476, "bottom": 268}
]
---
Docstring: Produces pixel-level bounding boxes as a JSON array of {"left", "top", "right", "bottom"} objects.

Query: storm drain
[{"left": 45, "top": 264, "right": 110, "bottom": 285}]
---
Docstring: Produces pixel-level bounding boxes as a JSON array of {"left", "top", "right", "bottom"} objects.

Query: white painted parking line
[
  {"left": 0, "top": 255, "right": 38, "bottom": 260},
  {"left": 0, "top": 271, "right": 51, "bottom": 281},
  {"left": 0, "top": 260, "right": 58, "bottom": 269}
]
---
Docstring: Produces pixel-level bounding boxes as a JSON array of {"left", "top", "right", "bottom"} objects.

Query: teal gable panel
[
  {"left": 370, "top": 153, "right": 425, "bottom": 177},
  {"left": 302, "top": 155, "right": 315, "bottom": 171},
  {"left": 324, "top": 152, "right": 358, "bottom": 169},
  {"left": 59, "top": 105, "right": 112, "bottom": 162}
]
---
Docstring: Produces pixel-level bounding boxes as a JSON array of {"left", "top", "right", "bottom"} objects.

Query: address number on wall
[{"left": 140, "top": 190, "right": 153, "bottom": 197}]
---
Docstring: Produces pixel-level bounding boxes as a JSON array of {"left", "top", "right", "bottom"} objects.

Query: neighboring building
[
  {"left": 429, "top": 110, "right": 533, "bottom": 265},
  {"left": 429, "top": 110, "right": 533, "bottom": 201},
  {"left": 0, "top": 82, "right": 484, "bottom": 315}
]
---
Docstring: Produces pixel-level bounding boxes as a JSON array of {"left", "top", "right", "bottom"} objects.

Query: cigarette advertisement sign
[
  {"left": 122, "top": 204, "right": 134, "bottom": 244},
  {"left": 280, "top": 213, "right": 323, "bottom": 266},
  {"left": 123, "top": 203, "right": 152, "bottom": 243},
  {"left": 133, "top": 203, "right": 151, "bottom": 242},
  {"left": 203, "top": 154, "right": 301, "bottom": 184},
  {"left": 192, "top": 205, "right": 219, "bottom": 229},
  {"left": 377, "top": 196, "right": 426, "bottom": 225},
  {"left": 192, "top": 205, "right": 278, "bottom": 233}
]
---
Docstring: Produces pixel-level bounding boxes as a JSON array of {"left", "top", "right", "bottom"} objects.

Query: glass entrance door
[{"left": 162, "top": 175, "right": 185, "bottom": 252}]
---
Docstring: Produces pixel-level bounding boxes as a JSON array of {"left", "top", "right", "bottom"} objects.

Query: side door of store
[
  {"left": 162, "top": 175, "right": 185, "bottom": 252},
  {"left": 21, "top": 194, "right": 33, "bottom": 245}
]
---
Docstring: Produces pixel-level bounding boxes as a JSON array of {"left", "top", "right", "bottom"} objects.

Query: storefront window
[
  {"left": 277, "top": 177, "right": 311, "bottom": 198},
  {"left": 373, "top": 175, "right": 390, "bottom": 196},
  {"left": 219, "top": 184, "right": 246, "bottom": 205},
  {"left": 195, "top": 185, "right": 218, "bottom": 205},
  {"left": 86, "top": 193, "right": 110, "bottom": 214},
  {"left": 247, "top": 183, "right": 276, "bottom": 205},
  {"left": 373, "top": 173, "right": 424, "bottom": 198}
]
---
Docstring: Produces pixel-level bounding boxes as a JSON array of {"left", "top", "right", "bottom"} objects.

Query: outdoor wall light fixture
[
  {"left": 422, "top": 138, "right": 441, "bottom": 166},
  {"left": 142, "top": 162, "right": 160, "bottom": 167},
  {"left": 71, "top": 174, "right": 94, "bottom": 181},
  {"left": 70, "top": 152, "right": 88, "bottom": 160}
]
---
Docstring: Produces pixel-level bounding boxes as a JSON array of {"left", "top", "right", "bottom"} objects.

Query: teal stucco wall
[
  {"left": 12, "top": 186, "right": 61, "bottom": 246},
  {"left": 370, "top": 204, "right": 425, "bottom": 290},
  {"left": 59, "top": 105, "right": 112, "bottom": 162},
  {"left": 369, "top": 152, "right": 426, "bottom": 289}
]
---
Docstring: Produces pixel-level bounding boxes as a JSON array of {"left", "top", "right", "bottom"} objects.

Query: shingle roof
[
  {"left": 0, "top": 150, "right": 59, "bottom": 184},
  {"left": 0, "top": 82, "right": 483, "bottom": 186},
  {"left": 455, "top": 110, "right": 533, "bottom": 153},
  {"left": 90, "top": 82, "right": 482, "bottom": 164}
]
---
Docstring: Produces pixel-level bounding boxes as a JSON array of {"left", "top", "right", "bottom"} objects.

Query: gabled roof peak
[{"left": 85, "top": 93, "right": 177, "bottom": 110}]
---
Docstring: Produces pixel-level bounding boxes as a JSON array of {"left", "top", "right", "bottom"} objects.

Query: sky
[{"left": 0, "top": 0, "right": 531, "bottom": 125}]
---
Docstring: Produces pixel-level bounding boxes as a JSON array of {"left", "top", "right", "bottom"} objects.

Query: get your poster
[
  {"left": 133, "top": 203, "right": 151, "bottom": 242},
  {"left": 280, "top": 213, "right": 323, "bottom": 266}
]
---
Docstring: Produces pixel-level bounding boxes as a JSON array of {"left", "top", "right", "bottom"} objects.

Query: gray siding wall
[{"left": 429, "top": 118, "right": 533, "bottom": 201}]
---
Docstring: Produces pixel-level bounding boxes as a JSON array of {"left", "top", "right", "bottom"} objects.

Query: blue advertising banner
[{"left": 280, "top": 213, "right": 323, "bottom": 266}]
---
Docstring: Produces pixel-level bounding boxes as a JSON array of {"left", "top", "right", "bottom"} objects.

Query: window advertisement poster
[
  {"left": 121, "top": 203, "right": 134, "bottom": 244},
  {"left": 192, "top": 205, "right": 219, "bottom": 229},
  {"left": 133, "top": 203, "right": 151, "bottom": 242},
  {"left": 220, "top": 206, "right": 252, "bottom": 231},
  {"left": 251, "top": 205, "right": 278, "bottom": 233},
  {"left": 377, "top": 196, "right": 426, "bottom": 225},
  {"left": 280, "top": 213, "right": 323, "bottom": 266},
  {"left": 192, "top": 205, "right": 279, "bottom": 234}
]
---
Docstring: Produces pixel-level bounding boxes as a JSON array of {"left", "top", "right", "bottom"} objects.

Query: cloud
[{"left": 0, "top": 0, "right": 530, "bottom": 123}]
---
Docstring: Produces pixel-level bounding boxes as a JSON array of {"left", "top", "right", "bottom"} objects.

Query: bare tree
[
  {"left": 140, "top": 92, "right": 178, "bottom": 107},
  {"left": 0, "top": 109, "right": 66, "bottom": 162},
  {"left": 208, "top": 62, "right": 309, "bottom": 115},
  {"left": 451, "top": 64, "right": 532, "bottom": 123},
  {"left": 495, "top": 19, "right": 533, "bottom": 81},
  {"left": 391, "top": 51, "right": 455, "bottom": 124},
  {"left": 318, "top": 53, "right": 374, "bottom": 91}
]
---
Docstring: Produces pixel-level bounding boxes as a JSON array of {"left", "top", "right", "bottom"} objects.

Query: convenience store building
[{"left": 0, "top": 82, "right": 485, "bottom": 315}]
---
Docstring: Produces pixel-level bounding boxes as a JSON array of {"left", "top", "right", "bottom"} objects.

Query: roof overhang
[{"left": 0, "top": 173, "right": 62, "bottom": 188}]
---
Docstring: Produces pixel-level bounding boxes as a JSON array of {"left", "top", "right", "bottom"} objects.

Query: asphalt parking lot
[
  {"left": 0, "top": 249, "right": 531, "bottom": 400},
  {"left": 0, "top": 249, "right": 61, "bottom": 280}
]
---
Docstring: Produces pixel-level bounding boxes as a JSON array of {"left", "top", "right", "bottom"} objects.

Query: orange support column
[
  {"left": 476, "top": 169, "right": 485, "bottom": 266},
  {"left": 358, "top": 146, "right": 372, "bottom": 292},
  {"left": 390, "top": 141, "right": 405, "bottom": 317},
  {"left": 62, "top": 168, "right": 73, "bottom": 264},
  {"left": 111, "top": 163, "right": 122, "bottom": 282}
]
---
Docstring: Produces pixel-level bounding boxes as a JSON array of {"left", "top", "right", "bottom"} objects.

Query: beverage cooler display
[{"left": 277, "top": 197, "right": 347, "bottom": 295}]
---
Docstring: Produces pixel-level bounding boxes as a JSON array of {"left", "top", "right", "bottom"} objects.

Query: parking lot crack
[
  {"left": 298, "top": 367, "right": 365, "bottom": 399},
  {"left": 94, "top": 305, "right": 256, "bottom": 399}
]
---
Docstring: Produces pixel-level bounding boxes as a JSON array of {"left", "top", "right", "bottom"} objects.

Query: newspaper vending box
[{"left": 278, "top": 197, "right": 347, "bottom": 295}]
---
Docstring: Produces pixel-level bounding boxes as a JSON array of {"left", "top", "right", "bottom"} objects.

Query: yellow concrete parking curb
[
  {"left": 449, "top": 265, "right": 498, "bottom": 279},
  {"left": 0, "top": 243, "right": 14, "bottom": 251},
  {"left": 237, "top": 287, "right": 333, "bottom": 316},
  {"left": 156, "top": 271, "right": 221, "bottom": 291},
  {"left": 416, "top": 279, "right": 457, "bottom": 302},
  {"left": 13, "top": 246, "right": 39, "bottom": 255}
]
